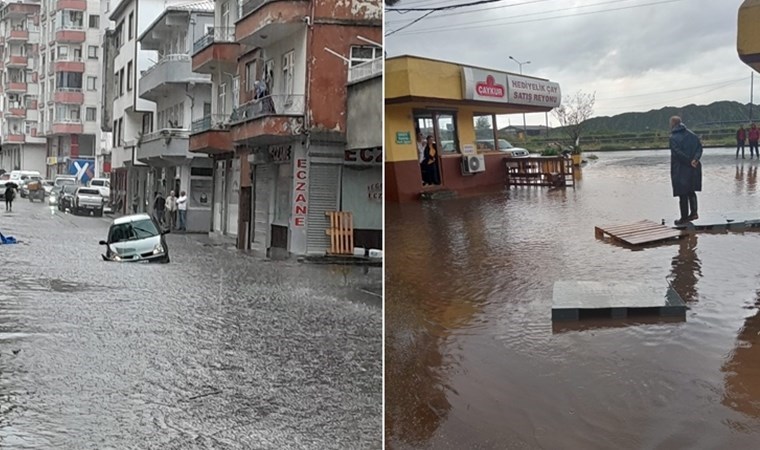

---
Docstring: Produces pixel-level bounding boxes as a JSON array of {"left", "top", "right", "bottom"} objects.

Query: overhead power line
[{"left": 387, "top": 0, "right": 515, "bottom": 13}]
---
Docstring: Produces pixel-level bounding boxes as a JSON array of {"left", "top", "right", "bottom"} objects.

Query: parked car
[
  {"left": 48, "top": 185, "right": 64, "bottom": 205},
  {"left": 57, "top": 184, "right": 79, "bottom": 211},
  {"left": 73, "top": 187, "right": 106, "bottom": 216},
  {"left": 99, "top": 213, "right": 170, "bottom": 263},
  {"left": 42, "top": 180, "right": 55, "bottom": 195},
  {"left": 88, "top": 178, "right": 111, "bottom": 199},
  {"left": 54, "top": 176, "right": 78, "bottom": 187}
]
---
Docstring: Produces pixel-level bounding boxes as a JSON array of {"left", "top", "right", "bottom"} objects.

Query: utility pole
[
  {"left": 751, "top": 72, "right": 754, "bottom": 123},
  {"left": 509, "top": 56, "right": 531, "bottom": 140}
]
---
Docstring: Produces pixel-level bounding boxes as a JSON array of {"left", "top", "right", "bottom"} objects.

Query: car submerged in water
[{"left": 99, "top": 214, "right": 170, "bottom": 263}]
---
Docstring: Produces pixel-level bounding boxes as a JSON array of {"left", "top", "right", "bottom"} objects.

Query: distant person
[
  {"left": 749, "top": 123, "right": 760, "bottom": 159},
  {"left": 166, "top": 190, "right": 178, "bottom": 230},
  {"left": 737, "top": 124, "right": 747, "bottom": 159},
  {"left": 132, "top": 192, "right": 140, "bottom": 214},
  {"left": 669, "top": 116, "right": 702, "bottom": 225},
  {"left": 153, "top": 191, "right": 166, "bottom": 226},
  {"left": 177, "top": 191, "right": 188, "bottom": 231},
  {"left": 416, "top": 131, "right": 427, "bottom": 184},
  {"left": 422, "top": 135, "right": 441, "bottom": 186},
  {"left": 4, "top": 184, "right": 15, "bottom": 212}
]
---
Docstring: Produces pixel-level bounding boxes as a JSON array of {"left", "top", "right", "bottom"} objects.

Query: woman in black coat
[
  {"left": 669, "top": 116, "right": 702, "bottom": 225},
  {"left": 421, "top": 135, "right": 441, "bottom": 186}
]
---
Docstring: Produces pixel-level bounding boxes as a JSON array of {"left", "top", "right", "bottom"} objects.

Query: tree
[
  {"left": 552, "top": 91, "right": 596, "bottom": 154},
  {"left": 475, "top": 116, "right": 492, "bottom": 130}
]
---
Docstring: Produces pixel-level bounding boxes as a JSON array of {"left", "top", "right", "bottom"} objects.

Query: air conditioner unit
[{"left": 462, "top": 154, "right": 486, "bottom": 174}]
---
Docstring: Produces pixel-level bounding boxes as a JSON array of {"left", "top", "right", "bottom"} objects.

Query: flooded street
[
  {"left": 386, "top": 148, "right": 760, "bottom": 449},
  {"left": 0, "top": 201, "right": 381, "bottom": 448}
]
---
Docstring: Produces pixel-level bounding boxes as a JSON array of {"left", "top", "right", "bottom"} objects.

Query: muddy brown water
[{"left": 386, "top": 148, "right": 760, "bottom": 449}]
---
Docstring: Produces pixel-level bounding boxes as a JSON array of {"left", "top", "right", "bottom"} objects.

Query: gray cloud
[{"left": 386, "top": 0, "right": 750, "bottom": 124}]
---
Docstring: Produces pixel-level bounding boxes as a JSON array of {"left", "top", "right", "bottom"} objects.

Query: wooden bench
[{"left": 325, "top": 211, "right": 354, "bottom": 255}]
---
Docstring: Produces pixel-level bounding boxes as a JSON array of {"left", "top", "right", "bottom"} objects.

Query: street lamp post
[{"left": 509, "top": 56, "right": 531, "bottom": 139}]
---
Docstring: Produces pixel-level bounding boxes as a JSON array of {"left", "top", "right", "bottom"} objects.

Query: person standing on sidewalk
[
  {"left": 749, "top": 123, "right": 759, "bottom": 159},
  {"left": 737, "top": 124, "right": 747, "bottom": 159},
  {"left": 669, "top": 116, "right": 703, "bottom": 226},
  {"left": 153, "top": 191, "right": 166, "bottom": 227},
  {"left": 177, "top": 191, "right": 188, "bottom": 231},
  {"left": 165, "top": 190, "right": 178, "bottom": 230}
]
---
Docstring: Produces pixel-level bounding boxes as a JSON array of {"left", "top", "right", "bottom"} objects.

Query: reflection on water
[{"left": 387, "top": 149, "right": 760, "bottom": 448}]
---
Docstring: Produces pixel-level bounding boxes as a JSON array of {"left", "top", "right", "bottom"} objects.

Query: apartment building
[
  {"left": 190, "top": 0, "right": 382, "bottom": 256},
  {"left": 135, "top": 2, "right": 213, "bottom": 231},
  {"left": 37, "top": 0, "right": 104, "bottom": 181},
  {"left": 0, "top": 0, "right": 46, "bottom": 174}
]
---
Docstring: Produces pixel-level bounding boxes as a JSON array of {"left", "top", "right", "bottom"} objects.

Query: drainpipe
[{"left": 304, "top": 3, "right": 314, "bottom": 141}]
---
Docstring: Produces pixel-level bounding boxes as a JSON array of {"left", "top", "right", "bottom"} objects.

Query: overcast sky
[{"left": 385, "top": 0, "right": 753, "bottom": 128}]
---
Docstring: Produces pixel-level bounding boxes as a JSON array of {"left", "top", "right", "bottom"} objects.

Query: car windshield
[
  {"left": 63, "top": 185, "right": 78, "bottom": 194},
  {"left": 56, "top": 179, "right": 76, "bottom": 186},
  {"left": 78, "top": 188, "right": 100, "bottom": 195},
  {"left": 91, "top": 180, "right": 108, "bottom": 187},
  {"left": 498, "top": 140, "right": 515, "bottom": 149},
  {"left": 44, "top": 181, "right": 54, "bottom": 186},
  {"left": 109, "top": 219, "right": 159, "bottom": 243}
]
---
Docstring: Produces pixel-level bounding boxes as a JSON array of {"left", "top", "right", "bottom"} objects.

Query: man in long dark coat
[{"left": 669, "top": 116, "right": 702, "bottom": 225}]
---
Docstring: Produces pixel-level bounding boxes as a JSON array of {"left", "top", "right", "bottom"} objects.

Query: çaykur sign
[{"left": 461, "top": 66, "right": 561, "bottom": 108}]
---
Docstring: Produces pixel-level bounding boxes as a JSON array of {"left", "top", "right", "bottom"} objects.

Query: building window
[
  {"left": 473, "top": 114, "right": 498, "bottom": 152},
  {"left": 56, "top": 72, "right": 82, "bottom": 89},
  {"left": 86, "top": 107, "right": 97, "bottom": 121},
  {"left": 218, "top": 83, "right": 227, "bottom": 115},
  {"left": 245, "top": 60, "right": 257, "bottom": 92},
  {"left": 126, "top": 61, "right": 133, "bottom": 91},
  {"left": 89, "top": 14, "right": 99, "bottom": 29},
  {"left": 282, "top": 50, "right": 295, "bottom": 96},
  {"left": 114, "top": 71, "right": 119, "bottom": 98},
  {"left": 142, "top": 113, "right": 152, "bottom": 134},
  {"left": 119, "top": 68, "right": 124, "bottom": 96},
  {"left": 87, "top": 76, "right": 97, "bottom": 91},
  {"left": 128, "top": 12, "right": 134, "bottom": 40},
  {"left": 88, "top": 46, "right": 98, "bottom": 59},
  {"left": 349, "top": 46, "right": 381, "bottom": 67},
  {"left": 118, "top": 118, "right": 124, "bottom": 144},
  {"left": 58, "top": 46, "right": 69, "bottom": 59},
  {"left": 115, "top": 21, "right": 123, "bottom": 48}
]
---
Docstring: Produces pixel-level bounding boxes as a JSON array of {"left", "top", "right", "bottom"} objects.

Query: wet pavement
[
  {"left": 0, "top": 200, "right": 381, "bottom": 448},
  {"left": 386, "top": 148, "right": 760, "bottom": 448}
]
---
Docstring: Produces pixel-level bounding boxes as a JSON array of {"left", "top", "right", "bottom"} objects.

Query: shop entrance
[{"left": 413, "top": 110, "right": 459, "bottom": 187}]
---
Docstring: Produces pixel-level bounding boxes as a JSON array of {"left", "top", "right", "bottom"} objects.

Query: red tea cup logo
[{"left": 476, "top": 75, "right": 505, "bottom": 98}]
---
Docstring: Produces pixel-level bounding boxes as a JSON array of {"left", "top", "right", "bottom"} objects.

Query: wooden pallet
[
  {"left": 325, "top": 211, "right": 354, "bottom": 255},
  {"left": 595, "top": 220, "right": 683, "bottom": 246}
]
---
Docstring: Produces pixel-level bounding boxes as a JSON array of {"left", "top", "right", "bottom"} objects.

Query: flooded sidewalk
[
  {"left": 386, "top": 148, "right": 760, "bottom": 448},
  {"left": 0, "top": 199, "right": 381, "bottom": 448}
]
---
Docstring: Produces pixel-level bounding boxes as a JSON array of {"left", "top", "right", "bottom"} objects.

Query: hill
[{"left": 583, "top": 101, "right": 760, "bottom": 133}]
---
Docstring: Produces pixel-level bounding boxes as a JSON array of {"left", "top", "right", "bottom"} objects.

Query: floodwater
[
  {"left": 386, "top": 148, "right": 760, "bottom": 449},
  {"left": 0, "top": 200, "right": 381, "bottom": 448}
]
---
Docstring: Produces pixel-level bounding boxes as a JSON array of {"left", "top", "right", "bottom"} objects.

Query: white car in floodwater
[{"left": 100, "top": 214, "right": 170, "bottom": 263}]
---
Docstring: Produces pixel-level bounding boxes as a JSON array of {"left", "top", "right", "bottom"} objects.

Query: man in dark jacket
[
  {"left": 669, "top": 116, "right": 702, "bottom": 225},
  {"left": 153, "top": 191, "right": 166, "bottom": 226},
  {"left": 737, "top": 125, "right": 747, "bottom": 159}
]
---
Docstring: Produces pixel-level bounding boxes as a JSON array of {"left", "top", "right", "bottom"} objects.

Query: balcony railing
[
  {"left": 193, "top": 27, "right": 235, "bottom": 54},
  {"left": 348, "top": 58, "right": 382, "bottom": 83},
  {"left": 231, "top": 94, "right": 305, "bottom": 123},
  {"left": 56, "top": 23, "right": 84, "bottom": 31},
  {"left": 191, "top": 114, "right": 230, "bottom": 133},
  {"left": 56, "top": 54, "right": 83, "bottom": 62},
  {"left": 53, "top": 118, "right": 82, "bottom": 124},
  {"left": 142, "top": 54, "right": 190, "bottom": 77},
  {"left": 56, "top": 87, "right": 83, "bottom": 93},
  {"left": 143, "top": 128, "right": 191, "bottom": 142}
]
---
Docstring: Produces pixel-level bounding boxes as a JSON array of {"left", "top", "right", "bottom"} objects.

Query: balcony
[
  {"left": 231, "top": 94, "right": 305, "bottom": 144},
  {"left": 348, "top": 58, "right": 382, "bottom": 84},
  {"left": 137, "top": 128, "right": 193, "bottom": 166},
  {"left": 192, "top": 27, "right": 239, "bottom": 74},
  {"left": 2, "top": 2, "right": 40, "bottom": 18},
  {"left": 6, "top": 107, "right": 26, "bottom": 118},
  {"left": 51, "top": 119, "right": 83, "bottom": 135},
  {"left": 139, "top": 54, "right": 211, "bottom": 100},
  {"left": 6, "top": 55, "right": 28, "bottom": 68},
  {"left": 236, "top": 0, "right": 309, "bottom": 48},
  {"left": 189, "top": 114, "right": 234, "bottom": 155},
  {"left": 54, "top": 57, "right": 85, "bottom": 73},
  {"left": 54, "top": 88, "right": 84, "bottom": 104},
  {"left": 7, "top": 29, "right": 29, "bottom": 41},
  {"left": 5, "top": 134, "right": 25, "bottom": 143},
  {"left": 6, "top": 82, "right": 27, "bottom": 93},
  {"left": 56, "top": 0, "right": 87, "bottom": 10},
  {"left": 56, "top": 26, "right": 86, "bottom": 43}
]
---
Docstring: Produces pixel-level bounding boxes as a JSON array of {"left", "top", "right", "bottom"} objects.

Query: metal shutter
[{"left": 306, "top": 163, "right": 341, "bottom": 254}]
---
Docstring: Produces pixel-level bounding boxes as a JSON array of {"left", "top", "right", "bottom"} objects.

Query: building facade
[
  {"left": 0, "top": 0, "right": 46, "bottom": 174},
  {"left": 136, "top": 2, "right": 213, "bottom": 231},
  {"left": 37, "top": 0, "right": 104, "bottom": 181},
  {"left": 189, "top": 0, "right": 382, "bottom": 256},
  {"left": 385, "top": 55, "right": 561, "bottom": 202},
  {"left": 103, "top": 0, "right": 164, "bottom": 214}
]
